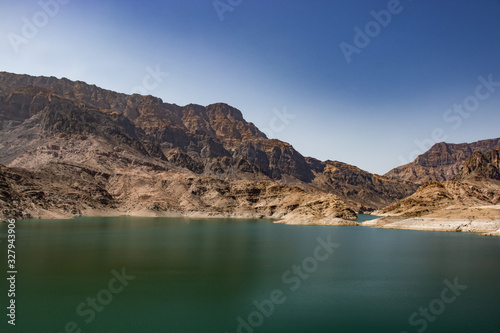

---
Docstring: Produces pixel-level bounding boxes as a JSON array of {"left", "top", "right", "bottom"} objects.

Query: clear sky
[{"left": 1, "top": 0, "right": 499, "bottom": 174}]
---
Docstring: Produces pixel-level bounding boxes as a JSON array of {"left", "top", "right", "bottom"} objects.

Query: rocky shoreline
[
  {"left": 361, "top": 214, "right": 500, "bottom": 236},
  {"left": 277, "top": 212, "right": 500, "bottom": 236},
  {"left": 6, "top": 207, "right": 500, "bottom": 237},
  {"left": 1, "top": 72, "right": 499, "bottom": 238}
]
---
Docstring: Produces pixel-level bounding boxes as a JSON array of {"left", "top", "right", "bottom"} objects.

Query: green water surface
[{"left": 1, "top": 217, "right": 499, "bottom": 333}]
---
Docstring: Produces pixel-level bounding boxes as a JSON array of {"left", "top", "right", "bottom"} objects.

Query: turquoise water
[
  {"left": 1, "top": 217, "right": 500, "bottom": 333},
  {"left": 355, "top": 214, "right": 381, "bottom": 222}
]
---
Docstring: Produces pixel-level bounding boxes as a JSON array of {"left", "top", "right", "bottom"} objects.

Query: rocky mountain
[
  {"left": 0, "top": 162, "right": 356, "bottom": 221},
  {"left": 306, "top": 158, "right": 416, "bottom": 212},
  {"left": 454, "top": 145, "right": 500, "bottom": 181},
  {"left": 0, "top": 71, "right": 416, "bottom": 220},
  {"left": 380, "top": 180, "right": 500, "bottom": 218},
  {"left": 366, "top": 177, "right": 500, "bottom": 235},
  {"left": 378, "top": 146, "right": 500, "bottom": 233},
  {"left": 385, "top": 138, "right": 500, "bottom": 184}
]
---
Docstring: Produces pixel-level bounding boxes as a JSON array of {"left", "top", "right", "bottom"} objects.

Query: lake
[{"left": 1, "top": 216, "right": 499, "bottom": 332}]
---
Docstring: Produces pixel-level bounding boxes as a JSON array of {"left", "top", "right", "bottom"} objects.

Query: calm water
[
  {"left": 1, "top": 217, "right": 500, "bottom": 333},
  {"left": 355, "top": 214, "right": 381, "bottom": 222}
]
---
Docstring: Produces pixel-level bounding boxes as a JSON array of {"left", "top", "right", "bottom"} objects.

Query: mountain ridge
[
  {"left": 454, "top": 145, "right": 500, "bottom": 182},
  {"left": 0, "top": 71, "right": 417, "bottom": 215},
  {"left": 370, "top": 145, "right": 500, "bottom": 235},
  {"left": 385, "top": 138, "right": 500, "bottom": 184}
]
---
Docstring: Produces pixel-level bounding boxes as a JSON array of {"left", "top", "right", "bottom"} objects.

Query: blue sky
[{"left": 1, "top": 0, "right": 500, "bottom": 174}]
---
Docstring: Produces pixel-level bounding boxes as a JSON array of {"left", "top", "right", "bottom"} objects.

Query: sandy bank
[
  {"left": 16, "top": 207, "right": 273, "bottom": 221},
  {"left": 362, "top": 216, "right": 500, "bottom": 236},
  {"left": 10, "top": 208, "right": 500, "bottom": 237},
  {"left": 275, "top": 216, "right": 359, "bottom": 226}
]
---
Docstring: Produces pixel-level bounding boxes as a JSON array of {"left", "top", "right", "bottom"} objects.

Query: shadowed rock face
[
  {"left": 0, "top": 163, "right": 115, "bottom": 220},
  {"left": 0, "top": 163, "right": 356, "bottom": 221},
  {"left": 385, "top": 139, "right": 500, "bottom": 184},
  {"left": 454, "top": 146, "right": 500, "bottom": 182},
  {"left": 0, "top": 71, "right": 416, "bottom": 217}
]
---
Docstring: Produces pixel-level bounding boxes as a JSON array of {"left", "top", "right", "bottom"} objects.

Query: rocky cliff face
[
  {"left": 0, "top": 71, "right": 416, "bottom": 219},
  {"left": 454, "top": 146, "right": 500, "bottom": 182},
  {"left": 385, "top": 139, "right": 500, "bottom": 184}
]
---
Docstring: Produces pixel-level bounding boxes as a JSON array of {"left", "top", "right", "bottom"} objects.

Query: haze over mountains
[{"left": 0, "top": 71, "right": 498, "bottom": 229}]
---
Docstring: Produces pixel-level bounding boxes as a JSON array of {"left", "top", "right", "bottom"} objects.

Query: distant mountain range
[
  {"left": 0, "top": 71, "right": 498, "bottom": 229},
  {"left": 382, "top": 144, "right": 500, "bottom": 214},
  {"left": 385, "top": 138, "right": 500, "bottom": 184},
  {"left": 377, "top": 135, "right": 500, "bottom": 234}
]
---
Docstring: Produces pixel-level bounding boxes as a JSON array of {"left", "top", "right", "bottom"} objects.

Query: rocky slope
[
  {"left": 307, "top": 158, "right": 417, "bottom": 212},
  {"left": 380, "top": 180, "right": 500, "bottom": 218},
  {"left": 385, "top": 138, "right": 500, "bottom": 184},
  {"left": 454, "top": 145, "right": 500, "bottom": 181},
  {"left": 371, "top": 146, "right": 500, "bottom": 235},
  {"left": 0, "top": 162, "right": 356, "bottom": 221},
  {"left": 0, "top": 71, "right": 416, "bottom": 215}
]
